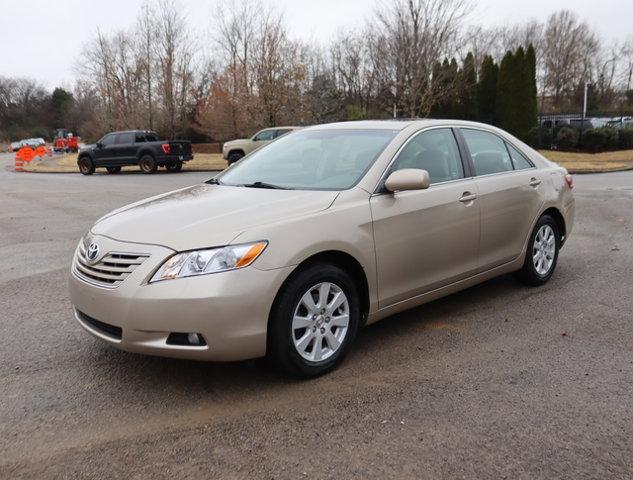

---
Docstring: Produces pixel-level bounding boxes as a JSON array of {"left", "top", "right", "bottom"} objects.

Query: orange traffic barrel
[{"left": 14, "top": 157, "right": 25, "bottom": 171}]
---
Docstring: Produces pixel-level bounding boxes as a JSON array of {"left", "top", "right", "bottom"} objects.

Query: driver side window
[
  {"left": 100, "top": 134, "right": 115, "bottom": 146},
  {"left": 390, "top": 128, "right": 464, "bottom": 184}
]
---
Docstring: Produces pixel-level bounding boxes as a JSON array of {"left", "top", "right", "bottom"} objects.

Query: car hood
[{"left": 91, "top": 184, "right": 339, "bottom": 251}]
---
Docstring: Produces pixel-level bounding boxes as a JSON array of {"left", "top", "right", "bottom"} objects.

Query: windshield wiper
[
  {"left": 206, "top": 177, "right": 222, "bottom": 185},
  {"left": 241, "top": 181, "right": 292, "bottom": 190}
]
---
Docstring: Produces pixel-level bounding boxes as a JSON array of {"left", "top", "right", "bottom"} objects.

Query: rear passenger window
[
  {"left": 135, "top": 134, "right": 147, "bottom": 142},
  {"left": 461, "top": 129, "right": 513, "bottom": 176},
  {"left": 115, "top": 132, "right": 134, "bottom": 144},
  {"left": 390, "top": 128, "right": 464, "bottom": 184},
  {"left": 506, "top": 143, "right": 533, "bottom": 170}
]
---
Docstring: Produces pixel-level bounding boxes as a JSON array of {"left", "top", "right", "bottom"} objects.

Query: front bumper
[{"left": 69, "top": 235, "right": 293, "bottom": 361}]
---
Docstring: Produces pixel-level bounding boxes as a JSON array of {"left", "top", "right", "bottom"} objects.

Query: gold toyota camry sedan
[{"left": 69, "top": 120, "right": 575, "bottom": 376}]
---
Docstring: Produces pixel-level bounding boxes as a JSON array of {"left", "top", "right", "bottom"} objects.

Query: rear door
[
  {"left": 370, "top": 127, "right": 480, "bottom": 307},
  {"left": 458, "top": 128, "right": 543, "bottom": 270}
]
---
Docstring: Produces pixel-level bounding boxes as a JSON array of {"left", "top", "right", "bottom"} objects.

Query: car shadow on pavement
[{"left": 83, "top": 273, "right": 521, "bottom": 401}]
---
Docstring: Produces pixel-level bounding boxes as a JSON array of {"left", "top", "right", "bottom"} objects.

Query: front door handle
[
  {"left": 529, "top": 178, "right": 542, "bottom": 187},
  {"left": 459, "top": 192, "right": 477, "bottom": 203}
]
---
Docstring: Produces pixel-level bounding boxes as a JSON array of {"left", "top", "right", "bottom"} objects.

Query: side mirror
[
  {"left": 96, "top": 142, "right": 103, "bottom": 148},
  {"left": 384, "top": 168, "right": 430, "bottom": 192}
]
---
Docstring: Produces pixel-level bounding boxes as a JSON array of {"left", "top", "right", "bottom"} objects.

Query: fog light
[{"left": 166, "top": 332, "right": 207, "bottom": 346}]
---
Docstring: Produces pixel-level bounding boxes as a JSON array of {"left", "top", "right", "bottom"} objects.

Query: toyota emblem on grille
[{"left": 86, "top": 243, "right": 100, "bottom": 263}]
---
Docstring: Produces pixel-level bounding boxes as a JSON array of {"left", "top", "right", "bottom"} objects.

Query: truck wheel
[
  {"left": 166, "top": 162, "right": 183, "bottom": 172},
  {"left": 228, "top": 152, "right": 244, "bottom": 165},
  {"left": 106, "top": 166, "right": 121, "bottom": 174},
  {"left": 78, "top": 157, "right": 95, "bottom": 175},
  {"left": 139, "top": 155, "right": 157, "bottom": 174}
]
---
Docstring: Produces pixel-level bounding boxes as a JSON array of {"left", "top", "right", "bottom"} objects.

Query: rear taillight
[
  {"left": 564, "top": 174, "right": 574, "bottom": 189},
  {"left": 161, "top": 143, "right": 171, "bottom": 154}
]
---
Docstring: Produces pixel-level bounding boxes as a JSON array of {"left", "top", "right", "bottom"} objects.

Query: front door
[{"left": 370, "top": 128, "right": 480, "bottom": 308}]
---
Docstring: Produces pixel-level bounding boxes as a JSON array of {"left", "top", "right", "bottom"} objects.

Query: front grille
[
  {"left": 74, "top": 245, "right": 148, "bottom": 288},
  {"left": 76, "top": 310, "right": 122, "bottom": 340}
]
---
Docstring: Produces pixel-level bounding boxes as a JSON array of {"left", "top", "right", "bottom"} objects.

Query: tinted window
[
  {"left": 220, "top": 129, "right": 397, "bottom": 190},
  {"left": 115, "top": 132, "right": 134, "bottom": 144},
  {"left": 274, "top": 129, "right": 292, "bottom": 139},
  {"left": 145, "top": 132, "right": 159, "bottom": 142},
  {"left": 135, "top": 133, "right": 147, "bottom": 142},
  {"left": 461, "top": 129, "right": 513, "bottom": 176},
  {"left": 506, "top": 143, "right": 533, "bottom": 170},
  {"left": 253, "top": 130, "right": 275, "bottom": 141},
  {"left": 100, "top": 134, "right": 115, "bottom": 146},
  {"left": 389, "top": 128, "right": 464, "bottom": 184}
]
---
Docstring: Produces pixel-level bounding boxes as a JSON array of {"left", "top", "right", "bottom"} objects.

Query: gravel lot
[{"left": 1, "top": 152, "right": 632, "bottom": 479}]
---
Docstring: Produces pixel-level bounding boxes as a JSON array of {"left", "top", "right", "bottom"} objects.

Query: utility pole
[
  {"left": 582, "top": 82, "right": 590, "bottom": 122},
  {"left": 581, "top": 82, "right": 591, "bottom": 149}
]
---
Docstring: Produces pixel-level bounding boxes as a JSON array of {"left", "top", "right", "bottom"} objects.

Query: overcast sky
[{"left": 1, "top": 0, "right": 631, "bottom": 89}]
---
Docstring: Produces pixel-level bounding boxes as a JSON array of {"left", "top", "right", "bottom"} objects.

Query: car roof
[
  {"left": 106, "top": 130, "right": 158, "bottom": 135},
  {"left": 302, "top": 119, "right": 503, "bottom": 131}
]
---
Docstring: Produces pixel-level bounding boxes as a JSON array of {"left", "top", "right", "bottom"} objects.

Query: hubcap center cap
[{"left": 315, "top": 315, "right": 325, "bottom": 327}]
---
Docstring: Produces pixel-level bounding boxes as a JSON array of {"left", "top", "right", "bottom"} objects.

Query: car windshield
[{"left": 218, "top": 129, "right": 398, "bottom": 190}]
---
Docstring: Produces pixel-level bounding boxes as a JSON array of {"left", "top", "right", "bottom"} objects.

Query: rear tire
[
  {"left": 106, "top": 166, "right": 121, "bottom": 174},
  {"left": 166, "top": 161, "right": 183, "bottom": 172},
  {"left": 139, "top": 155, "right": 157, "bottom": 174},
  {"left": 268, "top": 263, "right": 360, "bottom": 378},
  {"left": 78, "top": 157, "right": 95, "bottom": 175},
  {"left": 517, "top": 214, "right": 560, "bottom": 286},
  {"left": 228, "top": 152, "right": 244, "bottom": 165}
]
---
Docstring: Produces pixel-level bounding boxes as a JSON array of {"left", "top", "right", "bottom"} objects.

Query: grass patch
[
  {"left": 539, "top": 149, "right": 633, "bottom": 173},
  {"left": 22, "top": 153, "right": 227, "bottom": 173}
]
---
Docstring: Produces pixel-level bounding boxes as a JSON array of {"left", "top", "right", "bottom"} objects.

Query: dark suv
[{"left": 77, "top": 130, "right": 193, "bottom": 175}]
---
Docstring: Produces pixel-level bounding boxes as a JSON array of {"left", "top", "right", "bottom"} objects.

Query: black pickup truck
[{"left": 77, "top": 130, "right": 193, "bottom": 175}]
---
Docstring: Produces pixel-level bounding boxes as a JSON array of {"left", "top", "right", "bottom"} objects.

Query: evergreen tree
[
  {"left": 477, "top": 55, "right": 498, "bottom": 124},
  {"left": 458, "top": 52, "right": 478, "bottom": 120},
  {"left": 496, "top": 46, "right": 538, "bottom": 140},
  {"left": 525, "top": 44, "right": 539, "bottom": 135},
  {"left": 495, "top": 50, "right": 517, "bottom": 134}
]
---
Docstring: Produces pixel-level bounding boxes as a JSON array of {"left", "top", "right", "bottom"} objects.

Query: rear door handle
[
  {"left": 529, "top": 178, "right": 542, "bottom": 187},
  {"left": 459, "top": 192, "right": 477, "bottom": 203}
]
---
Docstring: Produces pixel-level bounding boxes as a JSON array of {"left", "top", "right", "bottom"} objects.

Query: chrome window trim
[{"left": 372, "top": 125, "right": 468, "bottom": 194}]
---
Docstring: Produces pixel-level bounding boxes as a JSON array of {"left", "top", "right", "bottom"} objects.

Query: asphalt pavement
[{"left": 1, "top": 153, "right": 632, "bottom": 479}]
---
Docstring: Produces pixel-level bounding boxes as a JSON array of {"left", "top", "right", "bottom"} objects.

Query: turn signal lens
[{"left": 235, "top": 242, "right": 268, "bottom": 268}]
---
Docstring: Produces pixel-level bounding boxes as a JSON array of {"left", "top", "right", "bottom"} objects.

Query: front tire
[
  {"left": 517, "top": 214, "right": 560, "bottom": 286},
  {"left": 139, "top": 154, "right": 157, "bottom": 174},
  {"left": 268, "top": 264, "right": 360, "bottom": 377},
  {"left": 78, "top": 157, "right": 95, "bottom": 175}
]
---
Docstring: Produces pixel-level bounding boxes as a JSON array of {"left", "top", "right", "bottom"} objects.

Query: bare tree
[
  {"left": 542, "top": 10, "right": 599, "bottom": 109},
  {"left": 155, "top": 0, "right": 197, "bottom": 137},
  {"left": 371, "top": 0, "right": 470, "bottom": 117}
]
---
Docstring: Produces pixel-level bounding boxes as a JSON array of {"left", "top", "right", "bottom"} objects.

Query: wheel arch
[
  {"left": 266, "top": 249, "right": 371, "bottom": 351},
  {"left": 137, "top": 149, "right": 155, "bottom": 160},
  {"left": 228, "top": 149, "right": 245, "bottom": 157},
  {"left": 541, "top": 206, "right": 566, "bottom": 244}
]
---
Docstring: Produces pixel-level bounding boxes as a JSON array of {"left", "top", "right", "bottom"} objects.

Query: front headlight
[{"left": 150, "top": 241, "right": 268, "bottom": 283}]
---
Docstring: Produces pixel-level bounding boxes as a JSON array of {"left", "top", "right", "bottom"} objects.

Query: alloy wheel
[
  {"left": 291, "top": 282, "right": 350, "bottom": 362},
  {"left": 532, "top": 224, "right": 556, "bottom": 275}
]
